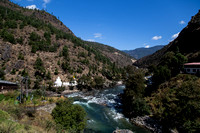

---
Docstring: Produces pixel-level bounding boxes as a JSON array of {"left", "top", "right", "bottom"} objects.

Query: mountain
[
  {"left": 0, "top": 0, "right": 133, "bottom": 87},
  {"left": 134, "top": 10, "right": 200, "bottom": 68},
  {"left": 86, "top": 41, "right": 136, "bottom": 66},
  {"left": 123, "top": 45, "right": 164, "bottom": 59}
]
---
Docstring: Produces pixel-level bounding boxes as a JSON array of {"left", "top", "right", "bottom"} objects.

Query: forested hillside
[{"left": 0, "top": 0, "right": 132, "bottom": 89}]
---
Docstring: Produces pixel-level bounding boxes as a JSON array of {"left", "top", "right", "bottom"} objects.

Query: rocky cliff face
[{"left": 134, "top": 10, "right": 200, "bottom": 68}]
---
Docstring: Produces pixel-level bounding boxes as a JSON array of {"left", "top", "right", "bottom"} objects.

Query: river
[{"left": 66, "top": 85, "right": 150, "bottom": 133}]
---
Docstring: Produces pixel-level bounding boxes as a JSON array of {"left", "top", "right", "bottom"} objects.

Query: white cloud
[
  {"left": 144, "top": 43, "right": 150, "bottom": 48},
  {"left": 94, "top": 33, "right": 102, "bottom": 38},
  {"left": 152, "top": 36, "right": 162, "bottom": 40},
  {"left": 26, "top": 5, "right": 38, "bottom": 10},
  {"left": 87, "top": 39, "right": 95, "bottom": 42},
  {"left": 172, "top": 32, "right": 180, "bottom": 39},
  {"left": 179, "top": 20, "right": 185, "bottom": 25},
  {"left": 43, "top": 0, "right": 51, "bottom": 8}
]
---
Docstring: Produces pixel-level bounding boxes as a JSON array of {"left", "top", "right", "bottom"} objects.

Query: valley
[{"left": 0, "top": 0, "right": 200, "bottom": 133}]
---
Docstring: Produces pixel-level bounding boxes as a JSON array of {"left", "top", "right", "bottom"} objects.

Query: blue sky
[{"left": 13, "top": 0, "right": 200, "bottom": 50}]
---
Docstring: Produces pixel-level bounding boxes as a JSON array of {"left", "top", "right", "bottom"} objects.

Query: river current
[{"left": 66, "top": 85, "right": 150, "bottom": 133}]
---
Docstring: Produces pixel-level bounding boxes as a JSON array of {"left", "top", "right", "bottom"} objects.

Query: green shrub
[
  {"left": 32, "top": 89, "right": 42, "bottom": 97},
  {"left": 124, "top": 97, "right": 150, "bottom": 117},
  {"left": 54, "top": 68, "right": 58, "bottom": 75},
  {"left": 11, "top": 106, "right": 25, "bottom": 120},
  {"left": 20, "top": 22, "right": 25, "bottom": 29},
  {"left": 56, "top": 86, "right": 65, "bottom": 94},
  {"left": 4, "top": 20, "right": 17, "bottom": 29},
  {"left": 16, "top": 37, "right": 23, "bottom": 44},
  {"left": 46, "top": 71, "right": 51, "bottom": 80},
  {"left": 44, "top": 32, "right": 51, "bottom": 41},
  {"left": 0, "top": 121, "right": 17, "bottom": 133},
  {"left": 47, "top": 82, "right": 56, "bottom": 92},
  {"left": 48, "top": 98, "right": 54, "bottom": 104},
  {"left": 10, "top": 69, "right": 16, "bottom": 75},
  {"left": 4, "top": 91, "right": 19, "bottom": 101},
  {"left": 0, "top": 94, "right": 5, "bottom": 102},
  {"left": 0, "top": 69, "right": 5, "bottom": 80},
  {"left": 29, "top": 32, "right": 40, "bottom": 42},
  {"left": 93, "top": 76, "right": 105, "bottom": 89},
  {"left": 62, "top": 45, "right": 69, "bottom": 60},
  {"left": 0, "top": 109, "right": 10, "bottom": 120},
  {"left": 18, "top": 52, "right": 24, "bottom": 60},
  {"left": 0, "top": 29, "right": 16, "bottom": 44},
  {"left": 20, "top": 68, "right": 28, "bottom": 77},
  {"left": 51, "top": 99, "right": 86, "bottom": 132},
  {"left": 34, "top": 57, "right": 46, "bottom": 78}
]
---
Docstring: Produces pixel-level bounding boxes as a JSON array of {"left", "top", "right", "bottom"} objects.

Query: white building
[
  {"left": 54, "top": 77, "right": 78, "bottom": 87},
  {"left": 184, "top": 62, "right": 200, "bottom": 74},
  {"left": 63, "top": 81, "right": 77, "bottom": 87}
]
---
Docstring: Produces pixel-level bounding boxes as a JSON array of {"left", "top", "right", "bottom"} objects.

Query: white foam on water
[
  {"left": 88, "top": 119, "right": 95, "bottom": 123},
  {"left": 106, "top": 93, "right": 117, "bottom": 97},
  {"left": 69, "top": 86, "right": 127, "bottom": 122},
  {"left": 66, "top": 92, "right": 82, "bottom": 98},
  {"left": 73, "top": 101, "right": 88, "bottom": 105},
  {"left": 103, "top": 112, "right": 110, "bottom": 121},
  {"left": 109, "top": 107, "right": 125, "bottom": 121},
  {"left": 73, "top": 101, "right": 94, "bottom": 110}
]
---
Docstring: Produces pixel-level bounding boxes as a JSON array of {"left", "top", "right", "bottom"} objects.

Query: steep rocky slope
[
  {"left": 87, "top": 41, "right": 136, "bottom": 66},
  {"left": 0, "top": 0, "right": 73, "bottom": 34},
  {"left": 134, "top": 10, "right": 200, "bottom": 68}
]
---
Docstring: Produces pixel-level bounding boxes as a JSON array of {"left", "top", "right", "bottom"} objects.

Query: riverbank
[
  {"left": 66, "top": 85, "right": 150, "bottom": 133},
  {"left": 36, "top": 84, "right": 158, "bottom": 133},
  {"left": 131, "top": 116, "right": 162, "bottom": 133},
  {"left": 61, "top": 84, "right": 163, "bottom": 133}
]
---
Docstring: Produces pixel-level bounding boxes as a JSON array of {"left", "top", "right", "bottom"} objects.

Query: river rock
[
  {"left": 1, "top": 44, "right": 11, "bottom": 61},
  {"left": 36, "top": 103, "right": 56, "bottom": 113},
  {"left": 131, "top": 115, "right": 162, "bottom": 133},
  {"left": 113, "top": 129, "right": 133, "bottom": 133},
  {"left": 14, "top": 60, "right": 24, "bottom": 69}
]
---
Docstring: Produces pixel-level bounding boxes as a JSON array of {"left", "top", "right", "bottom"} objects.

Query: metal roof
[
  {"left": 0, "top": 80, "right": 17, "bottom": 85},
  {"left": 184, "top": 62, "right": 200, "bottom": 65}
]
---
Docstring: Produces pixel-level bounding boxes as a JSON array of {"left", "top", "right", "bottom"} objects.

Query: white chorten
[{"left": 54, "top": 77, "right": 62, "bottom": 87}]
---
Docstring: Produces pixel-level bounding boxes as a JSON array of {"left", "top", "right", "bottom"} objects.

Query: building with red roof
[{"left": 184, "top": 62, "right": 200, "bottom": 74}]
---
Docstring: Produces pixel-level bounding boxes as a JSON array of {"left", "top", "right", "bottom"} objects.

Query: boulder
[
  {"left": 1, "top": 45, "right": 11, "bottom": 61},
  {"left": 113, "top": 129, "right": 133, "bottom": 133}
]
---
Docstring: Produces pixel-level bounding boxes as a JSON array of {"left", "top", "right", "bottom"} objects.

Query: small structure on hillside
[
  {"left": 63, "top": 81, "right": 77, "bottom": 87},
  {"left": 54, "top": 77, "right": 77, "bottom": 87},
  {"left": 54, "top": 77, "right": 62, "bottom": 87},
  {"left": 0, "top": 79, "right": 18, "bottom": 93},
  {"left": 184, "top": 62, "right": 200, "bottom": 74}
]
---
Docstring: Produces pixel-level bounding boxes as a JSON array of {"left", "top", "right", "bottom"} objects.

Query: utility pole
[
  {"left": 25, "top": 76, "right": 29, "bottom": 98},
  {"left": 43, "top": 78, "right": 46, "bottom": 100},
  {"left": 20, "top": 78, "right": 23, "bottom": 103}
]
